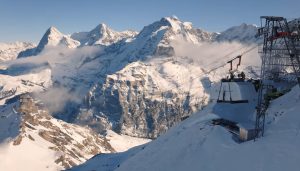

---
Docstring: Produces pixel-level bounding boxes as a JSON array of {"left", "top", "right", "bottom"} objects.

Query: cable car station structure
[
  {"left": 255, "top": 16, "right": 300, "bottom": 139},
  {"left": 212, "top": 16, "right": 300, "bottom": 141}
]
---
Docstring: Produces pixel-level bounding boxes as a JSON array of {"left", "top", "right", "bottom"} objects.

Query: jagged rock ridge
[
  {"left": 71, "top": 23, "right": 137, "bottom": 46},
  {"left": 3, "top": 94, "right": 115, "bottom": 169}
]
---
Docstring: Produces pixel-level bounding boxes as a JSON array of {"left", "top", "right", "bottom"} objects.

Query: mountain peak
[
  {"left": 159, "top": 16, "right": 182, "bottom": 29},
  {"left": 36, "top": 26, "right": 65, "bottom": 50},
  {"left": 48, "top": 26, "right": 60, "bottom": 32},
  {"left": 136, "top": 16, "right": 212, "bottom": 45},
  {"left": 238, "top": 23, "right": 258, "bottom": 29},
  {"left": 93, "top": 23, "right": 110, "bottom": 33},
  {"left": 162, "top": 16, "right": 179, "bottom": 22},
  {"left": 163, "top": 16, "right": 180, "bottom": 22},
  {"left": 17, "top": 26, "right": 79, "bottom": 58},
  {"left": 95, "top": 23, "right": 108, "bottom": 29},
  {"left": 45, "top": 26, "right": 63, "bottom": 38},
  {"left": 156, "top": 16, "right": 195, "bottom": 32}
]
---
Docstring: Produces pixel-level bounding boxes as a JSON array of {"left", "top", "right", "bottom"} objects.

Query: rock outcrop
[
  {"left": 15, "top": 94, "right": 115, "bottom": 169},
  {"left": 77, "top": 61, "right": 208, "bottom": 138}
]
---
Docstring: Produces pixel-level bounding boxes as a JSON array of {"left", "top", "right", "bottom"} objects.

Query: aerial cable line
[
  {"left": 204, "top": 44, "right": 259, "bottom": 74},
  {"left": 203, "top": 45, "right": 247, "bottom": 70},
  {"left": 166, "top": 44, "right": 259, "bottom": 92}
]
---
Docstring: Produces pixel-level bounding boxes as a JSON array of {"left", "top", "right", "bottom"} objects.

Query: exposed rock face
[
  {"left": 77, "top": 62, "right": 207, "bottom": 138},
  {"left": 7, "top": 17, "right": 260, "bottom": 141},
  {"left": 18, "top": 94, "right": 38, "bottom": 114},
  {"left": 67, "top": 17, "right": 214, "bottom": 139},
  {"left": 15, "top": 94, "right": 115, "bottom": 169}
]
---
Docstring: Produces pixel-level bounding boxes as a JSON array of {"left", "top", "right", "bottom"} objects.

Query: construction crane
[{"left": 255, "top": 16, "right": 300, "bottom": 140}]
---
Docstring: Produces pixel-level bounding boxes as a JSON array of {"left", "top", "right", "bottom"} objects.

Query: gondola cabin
[
  {"left": 217, "top": 55, "right": 249, "bottom": 104},
  {"left": 217, "top": 78, "right": 250, "bottom": 104}
]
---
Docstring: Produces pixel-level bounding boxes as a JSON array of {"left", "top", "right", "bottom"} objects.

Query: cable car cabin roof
[
  {"left": 221, "top": 78, "right": 245, "bottom": 82},
  {"left": 217, "top": 99, "right": 249, "bottom": 104},
  {"left": 217, "top": 81, "right": 255, "bottom": 104},
  {"left": 260, "top": 16, "right": 284, "bottom": 21}
]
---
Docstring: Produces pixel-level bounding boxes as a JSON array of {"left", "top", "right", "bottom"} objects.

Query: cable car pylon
[{"left": 254, "top": 16, "right": 300, "bottom": 140}]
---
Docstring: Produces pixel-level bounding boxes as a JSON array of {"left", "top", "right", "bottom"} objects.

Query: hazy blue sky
[{"left": 0, "top": 0, "right": 299, "bottom": 43}]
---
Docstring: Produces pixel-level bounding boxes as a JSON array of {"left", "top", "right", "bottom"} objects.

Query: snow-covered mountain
[
  {"left": 0, "top": 42, "right": 36, "bottom": 61},
  {"left": 0, "top": 93, "right": 150, "bottom": 171},
  {"left": 103, "top": 16, "right": 215, "bottom": 61},
  {"left": 79, "top": 59, "right": 209, "bottom": 138},
  {"left": 215, "top": 23, "right": 259, "bottom": 43},
  {"left": 0, "top": 16, "right": 264, "bottom": 170},
  {"left": 1, "top": 16, "right": 260, "bottom": 139},
  {"left": 0, "top": 94, "right": 115, "bottom": 170},
  {"left": 74, "top": 17, "right": 225, "bottom": 138},
  {"left": 0, "top": 66, "right": 52, "bottom": 105},
  {"left": 18, "top": 27, "right": 80, "bottom": 58},
  {"left": 71, "top": 23, "right": 137, "bottom": 46},
  {"left": 17, "top": 24, "right": 137, "bottom": 58},
  {"left": 288, "top": 18, "right": 300, "bottom": 33},
  {"left": 15, "top": 18, "right": 258, "bottom": 59}
]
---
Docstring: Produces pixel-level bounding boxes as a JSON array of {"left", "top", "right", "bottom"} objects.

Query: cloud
[
  {"left": 33, "top": 86, "right": 81, "bottom": 113},
  {"left": 1, "top": 38, "right": 262, "bottom": 114},
  {"left": 1, "top": 45, "right": 103, "bottom": 113},
  {"left": 4, "top": 45, "right": 103, "bottom": 68},
  {"left": 170, "top": 39, "right": 261, "bottom": 71}
]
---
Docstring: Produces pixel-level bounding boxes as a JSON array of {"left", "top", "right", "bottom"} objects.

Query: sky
[{"left": 0, "top": 0, "right": 299, "bottom": 43}]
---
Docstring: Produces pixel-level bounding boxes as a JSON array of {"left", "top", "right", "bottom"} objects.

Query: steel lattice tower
[{"left": 255, "top": 16, "right": 300, "bottom": 139}]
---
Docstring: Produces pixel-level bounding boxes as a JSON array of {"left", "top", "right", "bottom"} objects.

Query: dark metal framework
[{"left": 255, "top": 16, "right": 300, "bottom": 139}]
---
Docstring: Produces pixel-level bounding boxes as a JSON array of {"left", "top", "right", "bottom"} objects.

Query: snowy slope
[
  {"left": 0, "top": 95, "right": 114, "bottom": 170},
  {"left": 73, "top": 85, "right": 300, "bottom": 171},
  {"left": 0, "top": 67, "right": 52, "bottom": 105},
  {"left": 0, "top": 42, "right": 36, "bottom": 61},
  {"left": 216, "top": 23, "right": 260, "bottom": 43},
  {"left": 0, "top": 94, "right": 150, "bottom": 171},
  {"left": 105, "top": 130, "right": 150, "bottom": 152}
]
